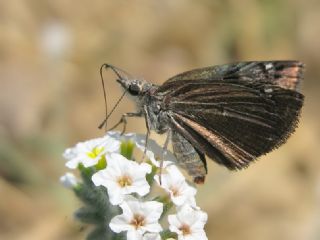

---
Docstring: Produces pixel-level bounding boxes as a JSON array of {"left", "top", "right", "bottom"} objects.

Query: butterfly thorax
[{"left": 141, "top": 87, "right": 170, "bottom": 134}]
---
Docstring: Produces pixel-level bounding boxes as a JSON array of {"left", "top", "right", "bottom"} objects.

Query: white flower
[
  {"left": 63, "top": 135, "right": 120, "bottom": 169},
  {"left": 60, "top": 172, "right": 78, "bottom": 188},
  {"left": 110, "top": 198, "right": 163, "bottom": 240},
  {"left": 168, "top": 205, "right": 208, "bottom": 240},
  {"left": 107, "top": 131, "right": 175, "bottom": 168},
  {"left": 92, "top": 153, "right": 152, "bottom": 205},
  {"left": 142, "top": 233, "right": 161, "bottom": 240},
  {"left": 106, "top": 131, "right": 136, "bottom": 142},
  {"left": 134, "top": 134, "right": 175, "bottom": 168},
  {"left": 155, "top": 165, "right": 197, "bottom": 207}
]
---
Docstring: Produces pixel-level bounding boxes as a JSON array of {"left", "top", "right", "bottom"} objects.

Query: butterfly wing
[
  {"left": 156, "top": 61, "right": 304, "bottom": 170},
  {"left": 162, "top": 61, "right": 304, "bottom": 90},
  {"left": 171, "top": 130, "right": 207, "bottom": 183}
]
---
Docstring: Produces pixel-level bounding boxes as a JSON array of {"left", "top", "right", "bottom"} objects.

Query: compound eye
[{"left": 128, "top": 84, "right": 140, "bottom": 96}]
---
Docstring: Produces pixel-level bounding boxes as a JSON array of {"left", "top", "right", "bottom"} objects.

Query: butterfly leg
[
  {"left": 141, "top": 106, "right": 152, "bottom": 161},
  {"left": 107, "top": 112, "right": 142, "bottom": 134},
  {"left": 162, "top": 129, "right": 172, "bottom": 160},
  {"left": 158, "top": 129, "right": 172, "bottom": 185}
]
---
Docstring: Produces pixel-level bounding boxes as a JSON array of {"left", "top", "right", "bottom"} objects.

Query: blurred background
[{"left": 0, "top": 0, "right": 319, "bottom": 239}]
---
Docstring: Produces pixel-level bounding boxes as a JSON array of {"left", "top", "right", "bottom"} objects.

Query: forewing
[
  {"left": 163, "top": 61, "right": 304, "bottom": 90},
  {"left": 157, "top": 64, "right": 304, "bottom": 170}
]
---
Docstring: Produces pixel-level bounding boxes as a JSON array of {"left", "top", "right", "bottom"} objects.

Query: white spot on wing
[
  {"left": 265, "top": 63, "right": 273, "bottom": 70},
  {"left": 264, "top": 88, "right": 273, "bottom": 93}
]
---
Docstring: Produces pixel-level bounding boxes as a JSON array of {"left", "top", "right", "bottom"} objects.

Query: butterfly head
[{"left": 117, "top": 78, "right": 152, "bottom": 97}]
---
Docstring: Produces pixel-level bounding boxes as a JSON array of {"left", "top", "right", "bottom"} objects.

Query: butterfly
[{"left": 99, "top": 61, "right": 304, "bottom": 183}]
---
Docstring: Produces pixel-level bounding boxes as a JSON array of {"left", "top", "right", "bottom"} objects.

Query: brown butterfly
[{"left": 99, "top": 61, "right": 304, "bottom": 183}]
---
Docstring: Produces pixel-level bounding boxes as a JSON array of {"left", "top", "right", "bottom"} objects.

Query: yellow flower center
[
  {"left": 117, "top": 175, "right": 133, "bottom": 187},
  {"left": 179, "top": 224, "right": 191, "bottom": 236},
  {"left": 87, "top": 147, "right": 104, "bottom": 158},
  {"left": 130, "top": 214, "right": 145, "bottom": 229}
]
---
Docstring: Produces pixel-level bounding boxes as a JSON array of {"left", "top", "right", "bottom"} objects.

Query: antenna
[
  {"left": 99, "top": 64, "right": 108, "bottom": 130},
  {"left": 98, "top": 64, "right": 131, "bottom": 130}
]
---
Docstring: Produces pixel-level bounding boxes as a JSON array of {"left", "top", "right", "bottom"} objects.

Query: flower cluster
[{"left": 61, "top": 132, "right": 208, "bottom": 240}]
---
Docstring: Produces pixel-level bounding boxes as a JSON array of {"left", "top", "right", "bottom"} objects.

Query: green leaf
[
  {"left": 78, "top": 163, "right": 95, "bottom": 179},
  {"left": 146, "top": 164, "right": 157, "bottom": 185},
  {"left": 120, "top": 140, "right": 135, "bottom": 159},
  {"left": 95, "top": 155, "right": 107, "bottom": 170},
  {"left": 160, "top": 229, "right": 177, "bottom": 239},
  {"left": 74, "top": 206, "right": 104, "bottom": 224}
]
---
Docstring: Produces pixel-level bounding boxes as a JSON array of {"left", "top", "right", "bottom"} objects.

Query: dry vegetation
[{"left": 0, "top": 0, "right": 320, "bottom": 239}]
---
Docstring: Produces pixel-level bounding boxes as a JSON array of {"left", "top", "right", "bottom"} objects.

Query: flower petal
[
  {"left": 109, "top": 198, "right": 163, "bottom": 237},
  {"left": 60, "top": 172, "right": 78, "bottom": 188},
  {"left": 92, "top": 153, "right": 151, "bottom": 205},
  {"left": 155, "top": 165, "right": 197, "bottom": 207},
  {"left": 142, "top": 222, "right": 162, "bottom": 233},
  {"left": 168, "top": 205, "right": 208, "bottom": 240},
  {"left": 134, "top": 134, "right": 175, "bottom": 167},
  {"left": 142, "top": 233, "right": 161, "bottom": 240},
  {"left": 127, "top": 230, "right": 143, "bottom": 240},
  {"left": 144, "top": 201, "right": 163, "bottom": 223},
  {"left": 63, "top": 136, "right": 121, "bottom": 169},
  {"left": 110, "top": 215, "right": 134, "bottom": 233}
]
